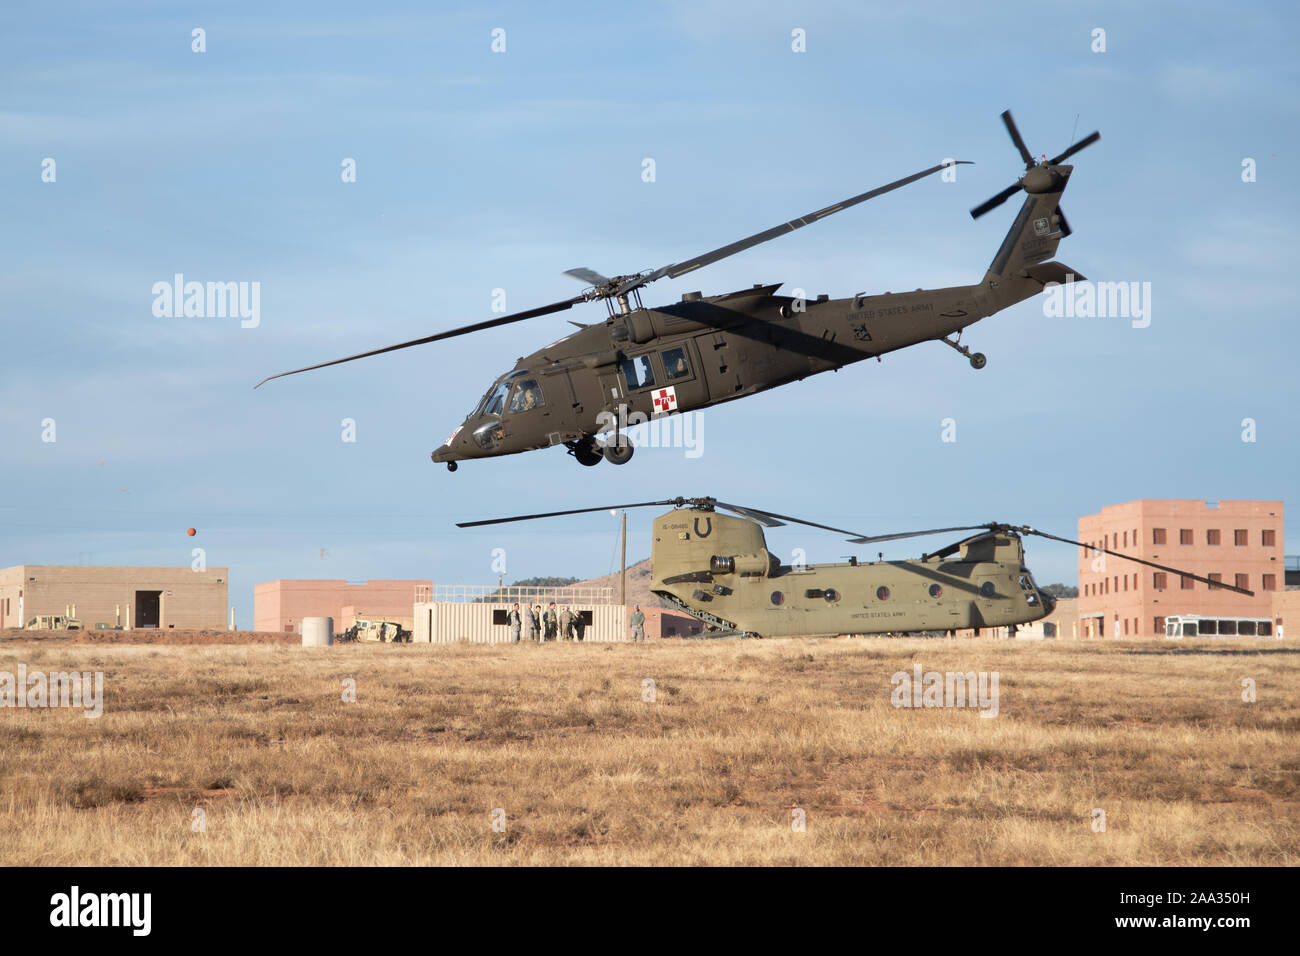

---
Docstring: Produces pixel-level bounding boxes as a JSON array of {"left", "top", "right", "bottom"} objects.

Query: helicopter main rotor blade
[
  {"left": 715, "top": 503, "right": 872, "bottom": 539},
  {"left": 456, "top": 499, "right": 694, "bottom": 528},
  {"left": 254, "top": 294, "right": 586, "bottom": 388},
  {"left": 1048, "top": 130, "right": 1100, "bottom": 166},
  {"left": 615, "top": 160, "right": 972, "bottom": 297},
  {"left": 563, "top": 267, "right": 612, "bottom": 286},
  {"left": 849, "top": 524, "right": 998, "bottom": 545},
  {"left": 1001, "top": 110, "right": 1034, "bottom": 167},
  {"left": 1011, "top": 526, "right": 1254, "bottom": 597}
]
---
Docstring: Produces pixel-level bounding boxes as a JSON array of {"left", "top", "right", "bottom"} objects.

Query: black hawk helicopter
[
  {"left": 258, "top": 111, "right": 1099, "bottom": 472},
  {"left": 458, "top": 498, "right": 1251, "bottom": 639}
]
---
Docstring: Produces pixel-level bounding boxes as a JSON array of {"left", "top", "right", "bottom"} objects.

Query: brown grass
[{"left": 1, "top": 637, "right": 1296, "bottom": 865}]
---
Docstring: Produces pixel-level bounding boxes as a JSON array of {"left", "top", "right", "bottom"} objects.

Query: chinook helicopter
[
  {"left": 258, "top": 111, "right": 1100, "bottom": 472},
  {"left": 458, "top": 498, "right": 1252, "bottom": 639}
]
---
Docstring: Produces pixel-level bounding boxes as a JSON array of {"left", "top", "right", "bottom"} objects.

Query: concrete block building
[
  {"left": 0, "top": 565, "right": 229, "bottom": 630},
  {"left": 254, "top": 579, "right": 431, "bottom": 633},
  {"left": 1078, "top": 499, "right": 1284, "bottom": 638}
]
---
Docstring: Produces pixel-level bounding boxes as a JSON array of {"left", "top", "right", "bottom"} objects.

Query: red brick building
[
  {"left": 1078, "top": 500, "right": 1283, "bottom": 638},
  {"left": 254, "top": 579, "right": 430, "bottom": 633}
]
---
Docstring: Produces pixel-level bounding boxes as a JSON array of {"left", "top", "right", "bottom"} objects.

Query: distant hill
[{"left": 571, "top": 557, "right": 670, "bottom": 608}]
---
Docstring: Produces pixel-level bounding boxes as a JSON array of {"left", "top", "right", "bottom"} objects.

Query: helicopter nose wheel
[{"left": 940, "top": 333, "right": 987, "bottom": 370}]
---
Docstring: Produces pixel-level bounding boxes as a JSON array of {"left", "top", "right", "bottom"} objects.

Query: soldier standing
[
  {"left": 629, "top": 605, "right": 645, "bottom": 642},
  {"left": 558, "top": 605, "right": 573, "bottom": 642},
  {"left": 573, "top": 610, "right": 585, "bottom": 642},
  {"left": 527, "top": 604, "right": 542, "bottom": 642},
  {"left": 545, "top": 602, "right": 558, "bottom": 641},
  {"left": 508, "top": 603, "right": 522, "bottom": 642}
]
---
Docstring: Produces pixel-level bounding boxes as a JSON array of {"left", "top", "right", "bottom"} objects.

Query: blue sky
[{"left": 2, "top": 1, "right": 1297, "bottom": 626}]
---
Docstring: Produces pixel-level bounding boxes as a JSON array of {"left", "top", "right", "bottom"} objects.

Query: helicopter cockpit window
[
  {"left": 474, "top": 371, "right": 530, "bottom": 418},
  {"left": 620, "top": 355, "right": 656, "bottom": 391},
  {"left": 507, "top": 379, "right": 545, "bottom": 413},
  {"left": 661, "top": 347, "right": 691, "bottom": 381},
  {"left": 479, "top": 382, "right": 510, "bottom": 417}
]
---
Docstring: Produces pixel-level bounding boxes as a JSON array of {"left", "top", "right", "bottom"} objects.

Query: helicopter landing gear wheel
[
  {"left": 939, "top": 332, "right": 987, "bottom": 369},
  {"left": 447, "top": 461, "right": 458, "bottom": 472},
  {"left": 568, "top": 437, "right": 602, "bottom": 467},
  {"left": 602, "top": 440, "right": 634, "bottom": 466}
]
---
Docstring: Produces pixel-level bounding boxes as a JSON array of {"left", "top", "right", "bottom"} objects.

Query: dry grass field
[{"left": 1, "top": 634, "right": 1297, "bottom": 865}]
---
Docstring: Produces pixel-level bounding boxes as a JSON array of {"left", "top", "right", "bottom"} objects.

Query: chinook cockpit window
[{"left": 508, "top": 379, "right": 545, "bottom": 413}]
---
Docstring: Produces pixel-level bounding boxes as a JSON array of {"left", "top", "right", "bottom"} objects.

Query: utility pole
[{"left": 620, "top": 510, "right": 627, "bottom": 607}]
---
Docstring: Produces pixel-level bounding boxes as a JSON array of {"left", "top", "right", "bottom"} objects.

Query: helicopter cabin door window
[
  {"left": 620, "top": 355, "right": 657, "bottom": 391},
  {"left": 507, "top": 379, "right": 545, "bottom": 413},
  {"left": 661, "top": 347, "right": 692, "bottom": 382}
]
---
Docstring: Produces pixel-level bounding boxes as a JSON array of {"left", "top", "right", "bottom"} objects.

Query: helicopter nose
[
  {"left": 432, "top": 425, "right": 466, "bottom": 463},
  {"left": 1040, "top": 591, "right": 1057, "bottom": 615}
]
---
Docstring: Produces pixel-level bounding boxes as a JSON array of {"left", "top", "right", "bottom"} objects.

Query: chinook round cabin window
[
  {"left": 823, "top": 589, "right": 840, "bottom": 603},
  {"left": 980, "top": 581, "right": 996, "bottom": 598},
  {"left": 929, "top": 584, "right": 943, "bottom": 598},
  {"left": 770, "top": 591, "right": 785, "bottom": 606},
  {"left": 876, "top": 586, "right": 891, "bottom": 601}
]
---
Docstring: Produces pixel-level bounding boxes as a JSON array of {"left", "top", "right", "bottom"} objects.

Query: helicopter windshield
[{"left": 473, "top": 371, "right": 531, "bottom": 418}]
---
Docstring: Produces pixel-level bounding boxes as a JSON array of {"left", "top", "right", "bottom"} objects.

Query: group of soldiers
[
  {"left": 506, "top": 602, "right": 648, "bottom": 642},
  {"left": 507, "top": 602, "right": 587, "bottom": 642}
]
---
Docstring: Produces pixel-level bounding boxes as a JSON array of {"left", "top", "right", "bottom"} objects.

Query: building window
[
  {"left": 1153, "top": 528, "right": 1167, "bottom": 545},
  {"left": 1122, "top": 531, "right": 1128, "bottom": 547},
  {"left": 1180, "top": 529, "right": 1192, "bottom": 545},
  {"left": 1234, "top": 529, "right": 1247, "bottom": 546},
  {"left": 1262, "top": 529, "right": 1276, "bottom": 547},
  {"left": 1206, "top": 529, "right": 1221, "bottom": 546},
  {"left": 1153, "top": 572, "right": 1167, "bottom": 590},
  {"left": 1263, "top": 574, "right": 1277, "bottom": 591},
  {"left": 1235, "top": 573, "right": 1249, "bottom": 591},
  {"left": 1154, "top": 616, "right": 1165, "bottom": 634},
  {"left": 1208, "top": 573, "right": 1223, "bottom": 590},
  {"left": 1181, "top": 576, "right": 1194, "bottom": 590}
]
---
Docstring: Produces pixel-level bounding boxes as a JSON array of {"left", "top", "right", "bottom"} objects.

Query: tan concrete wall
[
  {"left": 1272, "top": 590, "right": 1300, "bottom": 639},
  {"left": 254, "top": 580, "right": 430, "bottom": 632},
  {"left": 1078, "top": 500, "right": 1283, "bottom": 637},
  {"left": 0, "top": 565, "right": 228, "bottom": 629},
  {"left": 413, "top": 603, "right": 629, "bottom": 643}
]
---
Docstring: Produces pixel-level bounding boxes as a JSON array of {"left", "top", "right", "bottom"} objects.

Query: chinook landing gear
[{"left": 940, "top": 332, "right": 986, "bottom": 370}]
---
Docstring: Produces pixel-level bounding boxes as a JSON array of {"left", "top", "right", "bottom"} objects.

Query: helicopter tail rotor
[{"left": 969, "top": 110, "right": 1099, "bottom": 223}]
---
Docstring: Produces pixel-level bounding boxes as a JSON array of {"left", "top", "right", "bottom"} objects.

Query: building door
[{"left": 136, "top": 590, "right": 161, "bottom": 628}]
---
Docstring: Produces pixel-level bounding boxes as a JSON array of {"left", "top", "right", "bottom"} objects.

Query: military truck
[
  {"left": 339, "top": 619, "right": 411, "bottom": 643},
  {"left": 25, "top": 615, "right": 82, "bottom": 630}
]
